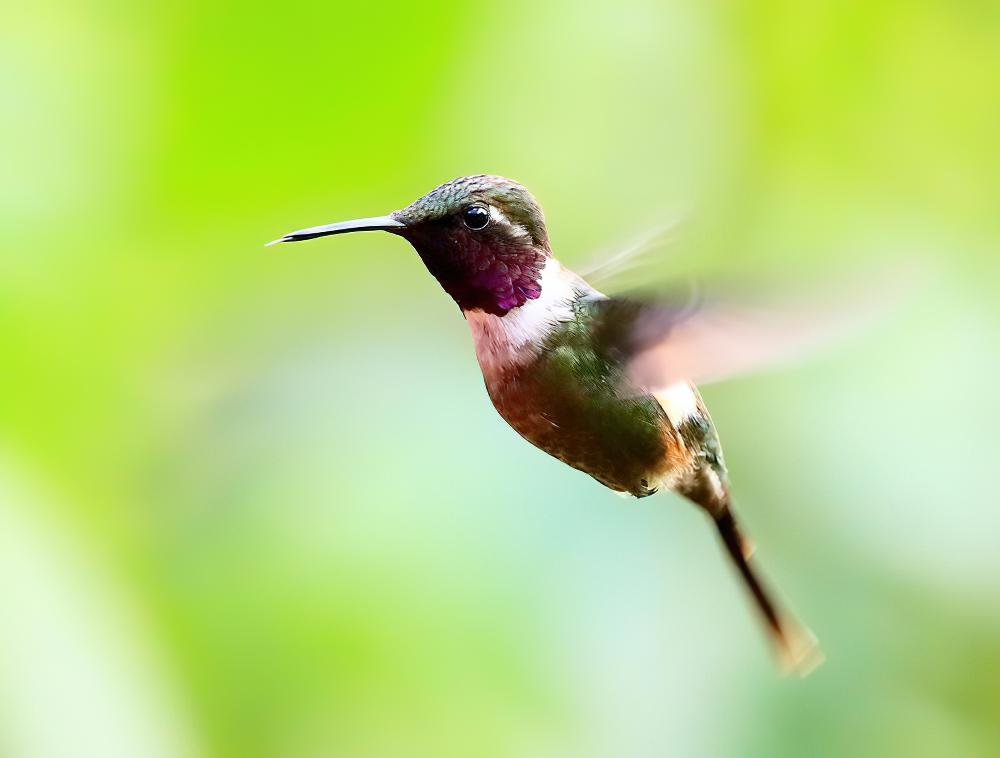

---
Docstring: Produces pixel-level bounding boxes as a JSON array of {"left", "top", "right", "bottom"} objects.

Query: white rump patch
[{"left": 654, "top": 382, "right": 701, "bottom": 428}]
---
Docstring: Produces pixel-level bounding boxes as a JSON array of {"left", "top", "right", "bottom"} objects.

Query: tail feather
[{"left": 713, "top": 508, "right": 824, "bottom": 676}]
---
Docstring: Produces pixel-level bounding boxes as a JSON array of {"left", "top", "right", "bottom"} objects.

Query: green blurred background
[{"left": 2, "top": 1, "right": 999, "bottom": 756}]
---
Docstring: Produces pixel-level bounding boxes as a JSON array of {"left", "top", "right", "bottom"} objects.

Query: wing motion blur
[
  {"left": 576, "top": 219, "right": 685, "bottom": 287},
  {"left": 578, "top": 234, "right": 906, "bottom": 390}
]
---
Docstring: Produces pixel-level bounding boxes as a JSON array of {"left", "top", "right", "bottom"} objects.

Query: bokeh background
[{"left": 2, "top": 1, "right": 999, "bottom": 756}]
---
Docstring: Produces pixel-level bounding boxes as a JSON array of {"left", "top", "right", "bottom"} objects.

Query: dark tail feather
[{"left": 714, "top": 508, "right": 823, "bottom": 675}]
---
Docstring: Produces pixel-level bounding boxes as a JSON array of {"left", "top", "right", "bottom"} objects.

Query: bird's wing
[
  {"left": 576, "top": 220, "right": 684, "bottom": 288},
  {"left": 575, "top": 217, "right": 920, "bottom": 388},
  {"left": 586, "top": 276, "right": 896, "bottom": 390}
]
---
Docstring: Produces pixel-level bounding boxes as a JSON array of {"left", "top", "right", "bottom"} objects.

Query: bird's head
[{"left": 269, "top": 175, "right": 551, "bottom": 315}]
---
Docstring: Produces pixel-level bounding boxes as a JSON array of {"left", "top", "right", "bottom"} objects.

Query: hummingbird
[{"left": 269, "top": 175, "right": 822, "bottom": 673}]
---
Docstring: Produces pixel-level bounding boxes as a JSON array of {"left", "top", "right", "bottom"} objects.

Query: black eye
[{"left": 462, "top": 204, "right": 490, "bottom": 230}]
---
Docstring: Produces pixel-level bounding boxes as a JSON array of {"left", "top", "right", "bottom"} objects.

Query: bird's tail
[{"left": 712, "top": 506, "right": 824, "bottom": 676}]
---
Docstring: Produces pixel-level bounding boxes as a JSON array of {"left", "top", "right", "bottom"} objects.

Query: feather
[
  {"left": 582, "top": 268, "right": 905, "bottom": 390},
  {"left": 576, "top": 219, "right": 685, "bottom": 287}
]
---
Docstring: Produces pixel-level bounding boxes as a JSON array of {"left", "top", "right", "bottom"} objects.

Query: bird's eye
[{"left": 462, "top": 204, "right": 491, "bottom": 231}]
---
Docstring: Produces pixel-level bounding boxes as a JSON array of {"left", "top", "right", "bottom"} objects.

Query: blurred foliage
[{"left": 1, "top": 1, "right": 999, "bottom": 757}]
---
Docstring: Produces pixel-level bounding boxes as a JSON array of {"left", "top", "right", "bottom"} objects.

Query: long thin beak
[{"left": 266, "top": 215, "right": 405, "bottom": 246}]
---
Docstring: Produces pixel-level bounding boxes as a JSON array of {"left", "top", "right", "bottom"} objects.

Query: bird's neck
[
  {"left": 406, "top": 232, "right": 550, "bottom": 315},
  {"left": 464, "top": 258, "right": 602, "bottom": 373}
]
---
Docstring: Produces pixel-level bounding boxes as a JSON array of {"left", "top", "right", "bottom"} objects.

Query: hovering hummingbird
[{"left": 269, "top": 175, "right": 822, "bottom": 673}]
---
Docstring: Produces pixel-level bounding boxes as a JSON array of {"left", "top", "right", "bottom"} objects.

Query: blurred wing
[
  {"left": 578, "top": 219, "right": 920, "bottom": 389},
  {"left": 576, "top": 219, "right": 685, "bottom": 289},
  {"left": 589, "top": 274, "right": 897, "bottom": 390}
]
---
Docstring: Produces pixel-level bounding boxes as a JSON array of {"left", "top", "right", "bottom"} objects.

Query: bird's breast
[
  {"left": 464, "top": 258, "right": 580, "bottom": 379},
  {"left": 466, "top": 312, "right": 691, "bottom": 496}
]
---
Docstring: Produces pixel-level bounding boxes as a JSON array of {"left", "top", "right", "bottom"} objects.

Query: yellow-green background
[{"left": 2, "top": 2, "right": 998, "bottom": 757}]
